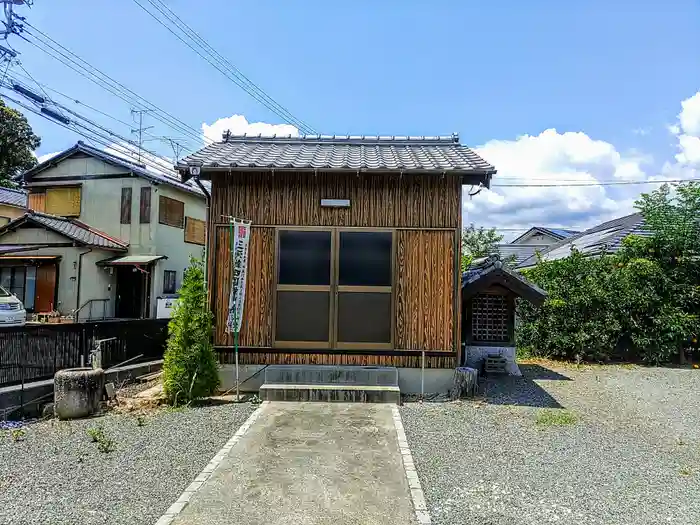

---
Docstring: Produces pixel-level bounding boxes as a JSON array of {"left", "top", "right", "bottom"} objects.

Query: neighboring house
[
  {"left": 0, "top": 187, "right": 27, "bottom": 226},
  {"left": 497, "top": 226, "right": 580, "bottom": 266},
  {"left": 177, "top": 133, "right": 496, "bottom": 391},
  {"left": 517, "top": 213, "right": 649, "bottom": 269},
  {"left": 0, "top": 142, "right": 206, "bottom": 319}
]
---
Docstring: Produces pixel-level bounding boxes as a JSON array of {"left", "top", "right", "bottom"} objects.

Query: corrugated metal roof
[
  {"left": 22, "top": 142, "right": 206, "bottom": 197},
  {"left": 177, "top": 134, "right": 496, "bottom": 177},
  {"left": 98, "top": 255, "right": 167, "bottom": 265},
  {"left": 518, "top": 213, "right": 650, "bottom": 268},
  {"left": 0, "top": 187, "right": 27, "bottom": 208},
  {"left": 0, "top": 211, "right": 128, "bottom": 251}
]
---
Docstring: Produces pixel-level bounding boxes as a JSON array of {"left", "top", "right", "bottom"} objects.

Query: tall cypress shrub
[{"left": 162, "top": 258, "right": 219, "bottom": 405}]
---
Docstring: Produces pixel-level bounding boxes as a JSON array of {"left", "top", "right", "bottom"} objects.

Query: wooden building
[
  {"left": 178, "top": 134, "right": 496, "bottom": 371},
  {"left": 461, "top": 254, "right": 546, "bottom": 375}
]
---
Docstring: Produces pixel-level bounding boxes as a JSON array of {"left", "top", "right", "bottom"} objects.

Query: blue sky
[{"left": 5, "top": 1, "right": 700, "bottom": 235}]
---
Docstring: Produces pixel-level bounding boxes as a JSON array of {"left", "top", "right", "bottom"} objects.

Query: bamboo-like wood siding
[
  {"left": 210, "top": 171, "right": 461, "bottom": 228},
  {"left": 395, "top": 230, "right": 455, "bottom": 351},
  {"left": 218, "top": 350, "right": 456, "bottom": 369},
  {"left": 213, "top": 226, "right": 274, "bottom": 347},
  {"left": 28, "top": 192, "right": 46, "bottom": 213}
]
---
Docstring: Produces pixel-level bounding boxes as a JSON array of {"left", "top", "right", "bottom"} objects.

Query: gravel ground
[
  {"left": 0, "top": 403, "right": 255, "bottom": 525},
  {"left": 401, "top": 363, "right": 700, "bottom": 525}
]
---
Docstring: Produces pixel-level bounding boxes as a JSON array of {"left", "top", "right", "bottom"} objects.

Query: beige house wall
[
  {"left": 0, "top": 228, "right": 117, "bottom": 315},
  {"left": 24, "top": 154, "right": 206, "bottom": 317}
]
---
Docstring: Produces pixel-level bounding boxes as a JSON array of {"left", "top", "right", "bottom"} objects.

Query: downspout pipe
[
  {"left": 194, "top": 176, "right": 211, "bottom": 297},
  {"left": 76, "top": 247, "right": 93, "bottom": 320}
]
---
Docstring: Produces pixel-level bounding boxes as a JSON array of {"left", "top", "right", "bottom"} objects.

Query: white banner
[{"left": 226, "top": 219, "right": 251, "bottom": 334}]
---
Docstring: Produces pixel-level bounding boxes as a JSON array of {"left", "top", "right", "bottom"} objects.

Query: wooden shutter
[
  {"left": 184, "top": 216, "right": 206, "bottom": 245},
  {"left": 158, "top": 195, "right": 184, "bottom": 228},
  {"left": 140, "top": 186, "right": 152, "bottom": 223},
  {"left": 28, "top": 191, "right": 46, "bottom": 212},
  {"left": 120, "top": 187, "right": 132, "bottom": 224},
  {"left": 45, "top": 186, "right": 81, "bottom": 216}
]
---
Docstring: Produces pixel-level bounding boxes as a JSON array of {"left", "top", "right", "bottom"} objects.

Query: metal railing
[{"left": 73, "top": 298, "right": 110, "bottom": 322}]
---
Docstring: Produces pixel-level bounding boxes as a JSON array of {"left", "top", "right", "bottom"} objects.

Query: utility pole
[
  {"left": 130, "top": 108, "right": 153, "bottom": 162},
  {"left": 0, "top": 0, "right": 31, "bottom": 69}
]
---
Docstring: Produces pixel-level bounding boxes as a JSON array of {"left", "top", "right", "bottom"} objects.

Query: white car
[{"left": 0, "top": 285, "right": 27, "bottom": 327}]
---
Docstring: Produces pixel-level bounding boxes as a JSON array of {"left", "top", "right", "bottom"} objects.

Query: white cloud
[
  {"left": 35, "top": 151, "right": 61, "bottom": 164},
  {"left": 632, "top": 127, "right": 650, "bottom": 136},
  {"left": 465, "top": 129, "right": 658, "bottom": 234},
  {"left": 677, "top": 92, "right": 700, "bottom": 136},
  {"left": 201, "top": 115, "right": 299, "bottom": 143},
  {"left": 672, "top": 91, "right": 700, "bottom": 167}
]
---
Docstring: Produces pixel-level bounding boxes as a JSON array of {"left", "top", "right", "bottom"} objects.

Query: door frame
[
  {"left": 272, "top": 226, "right": 335, "bottom": 349},
  {"left": 333, "top": 227, "right": 395, "bottom": 350},
  {"left": 272, "top": 226, "right": 395, "bottom": 350}
]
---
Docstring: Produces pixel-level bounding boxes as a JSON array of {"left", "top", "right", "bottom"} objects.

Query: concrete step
[
  {"left": 259, "top": 383, "right": 401, "bottom": 404},
  {"left": 262, "top": 365, "right": 398, "bottom": 387}
]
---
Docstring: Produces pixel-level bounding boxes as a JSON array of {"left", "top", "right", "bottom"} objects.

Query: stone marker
[{"left": 54, "top": 368, "right": 105, "bottom": 420}]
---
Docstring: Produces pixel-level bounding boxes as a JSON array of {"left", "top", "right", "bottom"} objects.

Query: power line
[
  {"left": 22, "top": 22, "right": 211, "bottom": 148},
  {"left": 490, "top": 179, "right": 699, "bottom": 188},
  {"left": 131, "top": 0, "right": 316, "bottom": 135},
  {"left": 1, "top": 88, "right": 182, "bottom": 179}
]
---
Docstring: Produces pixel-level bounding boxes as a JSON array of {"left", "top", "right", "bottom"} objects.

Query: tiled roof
[
  {"left": 177, "top": 134, "right": 496, "bottom": 180},
  {"left": 511, "top": 226, "right": 580, "bottom": 244},
  {"left": 0, "top": 211, "right": 128, "bottom": 251},
  {"left": 496, "top": 244, "right": 550, "bottom": 266},
  {"left": 462, "top": 254, "right": 547, "bottom": 305},
  {"left": 518, "top": 213, "right": 650, "bottom": 268},
  {"left": 544, "top": 228, "right": 579, "bottom": 239},
  {"left": 0, "top": 186, "right": 27, "bottom": 208},
  {"left": 22, "top": 142, "right": 206, "bottom": 197}
]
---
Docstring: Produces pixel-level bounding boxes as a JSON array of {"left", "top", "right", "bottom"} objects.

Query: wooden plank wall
[
  {"left": 210, "top": 171, "right": 461, "bottom": 228},
  {"left": 209, "top": 170, "right": 461, "bottom": 368},
  {"left": 219, "top": 350, "right": 456, "bottom": 369},
  {"left": 213, "top": 226, "right": 274, "bottom": 347},
  {"left": 395, "top": 230, "right": 455, "bottom": 351}
]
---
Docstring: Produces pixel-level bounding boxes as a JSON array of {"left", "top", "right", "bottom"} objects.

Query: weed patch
[{"left": 535, "top": 409, "right": 578, "bottom": 427}]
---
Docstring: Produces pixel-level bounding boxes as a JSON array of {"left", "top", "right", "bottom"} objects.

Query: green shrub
[
  {"left": 163, "top": 258, "right": 220, "bottom": 405},
  {"left": 517, "top": 183, "right": 700, "bottom": 365}
]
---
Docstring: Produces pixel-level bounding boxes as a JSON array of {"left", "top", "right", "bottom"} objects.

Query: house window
[
  {"left": 184, "top": 217, "right": 205, "bottom": 245},
  {"left": 0, "top": 266, "right": 36, "bottom": 310},
  {"left": 120, "top": 187, "right": 132, "bottom": 224},
  {"left": 45, "top": 186, "right": 81, "bottom": 216},
  {"left": 158, "top": 195, "right": 184, "bottom": 228},
  {"left": 470, "top": 294, "right": 510, "bottom": 343},
  {"left": 140, "top": 186, "right": 151, "bottom": 223},
  {"left": 163, "top": 270, "right": 177, "bottom": 294}
]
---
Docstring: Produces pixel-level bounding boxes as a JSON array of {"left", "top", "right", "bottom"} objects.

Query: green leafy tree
[
  {"left": 0, "top": 98, "right": 41, "bottom": 187},
  {"left": 163, "top": 258, "right": 219, "bottom": 405},
  {"left": 461, "top": 224, "right": 503, "bottom": 271}
]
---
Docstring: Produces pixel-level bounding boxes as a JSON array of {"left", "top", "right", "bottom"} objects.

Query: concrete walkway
[{"left": 170, "top": 402, "right": 417, "bottom": 525}]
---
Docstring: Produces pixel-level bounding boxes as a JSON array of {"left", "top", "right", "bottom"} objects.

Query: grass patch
[{"left": 535, "top": 409, "right": 578, "bottom": 427}]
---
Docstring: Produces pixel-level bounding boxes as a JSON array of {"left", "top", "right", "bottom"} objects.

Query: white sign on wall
[{"left": 226, "top": 219, "right": 251, "bottom": 334}]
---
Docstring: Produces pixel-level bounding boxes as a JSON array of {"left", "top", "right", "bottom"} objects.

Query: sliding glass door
[
  {"left": 335, "top": 230, "right": 393, "bottom": 349},
  {"left": 273, "top": 228, "right": 394, "bottom": 350},
  {"left": 274, "top": 229, "right": 334, "bottom": 348}
]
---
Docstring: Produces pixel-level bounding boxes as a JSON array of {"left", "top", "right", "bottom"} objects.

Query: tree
[
  {"left": 162, "top": 258, "right": 220, "bottom": 405},
  {"left": 0, "top": 98, "right": 41, "bottom": 187},
  {"left": 461, "top": 224, "right": 503, "bottom": 271},
  {"left": 517, "top": 182, "right": 700, "bottom": 365}
]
